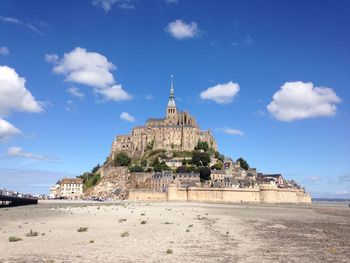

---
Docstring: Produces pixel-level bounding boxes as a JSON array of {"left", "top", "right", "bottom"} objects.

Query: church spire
[
  {"left": 170, "top": 74, "right": 174, "bottom": 99},
  {"left": 167, "top": 74, "right": 176, "bottom": 108}
]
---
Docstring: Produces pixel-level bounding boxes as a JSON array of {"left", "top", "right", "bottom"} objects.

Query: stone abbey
[{"left": 111, "top": 76, "right": 217, "bottom": 158}]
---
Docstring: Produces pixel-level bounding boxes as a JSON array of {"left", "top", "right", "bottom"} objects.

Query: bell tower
[{"left": 166, "top": 75, "right": 177, "bottom": 120}]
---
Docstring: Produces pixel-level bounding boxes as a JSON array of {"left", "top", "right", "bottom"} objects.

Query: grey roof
[
  {"left": 152, "top": 172, "right": 173, "bottom": 179},
  {"left": 175, "top": 173, "right": 200, "bottom": 178},
  {"left": 147, "top": 118, "right": 164, "bottom": 122},
  {"left": 263, "top": 174, "right": 282, "bottom": 178}
]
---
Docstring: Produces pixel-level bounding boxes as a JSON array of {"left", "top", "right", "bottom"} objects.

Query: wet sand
[{"left": 0, "top": 201, "right": 349, "bottom": 262}]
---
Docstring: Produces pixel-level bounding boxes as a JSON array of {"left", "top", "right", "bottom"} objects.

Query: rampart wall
[{"left": 129, "top": 184, "right": 312, "bottom": 204}]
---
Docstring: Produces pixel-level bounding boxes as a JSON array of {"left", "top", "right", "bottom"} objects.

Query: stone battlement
[{"left": 129, "top": 185, "right": 311, "bottom": 204}]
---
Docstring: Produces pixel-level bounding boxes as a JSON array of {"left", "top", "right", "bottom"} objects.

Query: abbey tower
[{"left": 111, "top": 77, "right": 217, "bottom": 158}]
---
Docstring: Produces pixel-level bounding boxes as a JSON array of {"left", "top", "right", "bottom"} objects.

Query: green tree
[
  {"left": 91, "top": 164, "right": 101, "bottom": 174},
  {"left": 192, "top": 151, "right": 211, "bottom": 167},
  {"left": 198, "top": 167, "right": 211, "bottom": 182},
  {"left": 140, "top": 159, "right": 147, "bottom": 168},
  {"left": 114, "top": 152, "right": 131, "bottom": 167},
  {"left": 195, "top": 141, "right": 209, "bottom": 152},
  {"left": 176, "top": 166, "right": 188, "bottom": 173},
  {"left": 129, "top": 165, "right": 144, "bottom": 172},
  {"left": 237, "top": 157, "right": 249, "bottom": 171},
  {"left": 211, "top": 161, "right": 223, "bottom": 170}
]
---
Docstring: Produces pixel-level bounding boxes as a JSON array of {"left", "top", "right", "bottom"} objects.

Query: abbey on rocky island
[{"left": 111, "top": 77, "right": 217, "bottom": 158}]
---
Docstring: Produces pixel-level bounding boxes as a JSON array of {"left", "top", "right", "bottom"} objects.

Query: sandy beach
[{"left": 0, "top": 201, "right": 349, "bottom": 262}]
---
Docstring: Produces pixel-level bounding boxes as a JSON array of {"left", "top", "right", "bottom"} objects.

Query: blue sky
[{"left": 0, "top": 0, "right": 349, "bottom": 197}]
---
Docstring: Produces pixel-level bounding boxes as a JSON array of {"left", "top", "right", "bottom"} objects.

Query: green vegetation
[
  {"left": 237, "top": 157, "right": 249, "bottom": 170},
  {"left": 114, "top": 152, "right": 131, "bottom": 166},
  {"left": 198, "top": 167, "right": 211, "bottom": 182},
  {"left": 77, "top": 227, "right": 88, "bottom": 232},
  {"left": 215, "top": 151, "right": 225, "bottom": 162},
  {"left": 192, "top": 151, "right": 210, "bottom": 166},
  {"left": 91, "top": 164, "right": 101, "bottom": 173},
  {"left": 152, "top": 157, "right": 171, "bottom": 172},
  {"left": 211, "top": 161, "right": 223, "bottom": 170},
  {"left": 146, "top": 140, "right": 154, "bottom": 151},
  {"left": 120, "top": 231, "right": 129, "bottom": 237},
  {"left": 25, "top": 229, "right": 39, "bottom": 237},
  {"left": 9, "top": 236, "right": 22, "bottom": 242},
  {"left": 195, "top": 141, "right": 209, "bottom": 152},
  {"left": 129, "top": 165, "right": 144, "bottom": 172},
  {"left": 166, "top": 249, "right": 173, "bottom": 254},
  {"left": 172, "top": 150, "right": 192, "bottom": 158},
  {"left": 140, "top": 220, "right": 147, "bottom": 225},
  {"left": 78, "top": 172, "right": 101, "bottom": 192}
]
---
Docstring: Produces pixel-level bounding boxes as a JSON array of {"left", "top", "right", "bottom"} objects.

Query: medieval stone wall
[{"left": 129, "top": 185, "right": 312, "bottom": 204}]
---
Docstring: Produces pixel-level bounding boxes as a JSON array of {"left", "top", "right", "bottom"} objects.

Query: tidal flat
[{"left": 0, "top": 200, "right": 349, "bottom": 262}]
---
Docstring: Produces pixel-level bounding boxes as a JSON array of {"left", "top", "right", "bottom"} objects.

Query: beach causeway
[{"left": 0, "top": 201, "right": 349, "bottom": 262}]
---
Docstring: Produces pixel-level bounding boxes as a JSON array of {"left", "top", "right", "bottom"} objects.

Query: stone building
[
  {"left": 151, "top": 171, "right": 201, "bottom": 192},
  {"left": 58, "top": 178, "right": 83, "bottom": 199},
  {"left": 111, "top": 77, "right": 217, "bottom": 159}
]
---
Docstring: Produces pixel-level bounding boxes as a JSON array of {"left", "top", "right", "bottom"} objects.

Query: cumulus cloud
[
  {"left": 92, "top": 0, "right": 135, "bottom": 12},
  {"left": 96, "top": 85, "right": 131, "bottom": 101},
  {"left": 0, "top": 119, "right": 21, "bottom": 142},
  {"left": 6, "top": 146, "right": 49, "bottom": 160},
  {"left": 0, "top": 65, "right": 43, "bottom": 116},
  {"left": 267, "top": 81, "right": 341, "bottom": 122},
  {"left": 165, "top": 19, "right": 199, "bottom": 39},
  {"left": 0, "top": 46, "right": 9, "bottom": 55},
  {"left": 46, "top": 47, "right": 131, "bottom": 101},
  {"left": 120, "top": 112, "right": 135, "bottom": 122},
  {"left": 217, "top": 127, "right": 244, "bottom": 136},
  {"left": 67, "top": 87, "right": 85, "bottom": 98},
  {"left": 200, "top": 81, "right": 240, "bottom": 104}
]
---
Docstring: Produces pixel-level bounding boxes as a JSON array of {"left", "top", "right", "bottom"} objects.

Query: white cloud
[
  {"left": 46, "top": 47, "right": 131, "bottom": 101},
  {"left": 96, "top": 85, "right": 131, "bottom": 101},
  {"left": 64, "top": 100, "right": 77, "bottom": 112},
  {"left": 165, "top": 0, "right": 178, "bottom": 4},
  {"left": 336, "top": 190, "right": 349, "bottom": 195},
  {"left": 243, "top": 34, "right": 254, "bottom": 45},
  {"left": 307, "top": 176, "right": 321, "bottom": 182},
  {"left": 120, "top": 112, "right": 135, "bottom": 122},
  {"left": 0, "top": 46, "right": 9, "bottom": 55},
  {"left": 218, "top": 127, "right": 244, "bottom": 136},
  {"left": 45, "top": 53, "right": 59, "bottom": 63},
  {"left": 48, "top": 47, "right": 115, "bottom": 88},
  {"left": 92, "top": 0, "right": 135, "bottom": 12},
  {"left": 165, "top": 19, "right": 199, "bottom": 39},
  {"left": 0, "top": 16, "right": 22, "bottom": 24},
  {"left": 0, "top": 119, "right": 21, "bottom": 142},
  {"left": 6, "top": 146, "right": 48, "bottom": 160},
  {"left": 338, "top": 174, "right": 350, "bottom": 183},
  {"left": 0, "top": 16, "right": 45, "bottom": 35},
  {"left": 0, "top": 65, "right": 43, "bottom": 116},
  {"left": 267, "top": 81, "right": 341, "bottom": 122},
  {"left": 200, "top": 81, "right": 240, "bottom": 104},
  {"left": 67, "top": 87, "right": 85, "bottom": 98},
  {"left": 145, "top": 94, "right": 154, "bottom": 100}
]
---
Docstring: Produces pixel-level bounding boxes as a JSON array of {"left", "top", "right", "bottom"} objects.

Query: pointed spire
[
  {"left": 167, "top": 74, "right": 176, "bottom": 108},
  {"left": 170, "top": 74, "right": 174, "bottom": 99}
]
